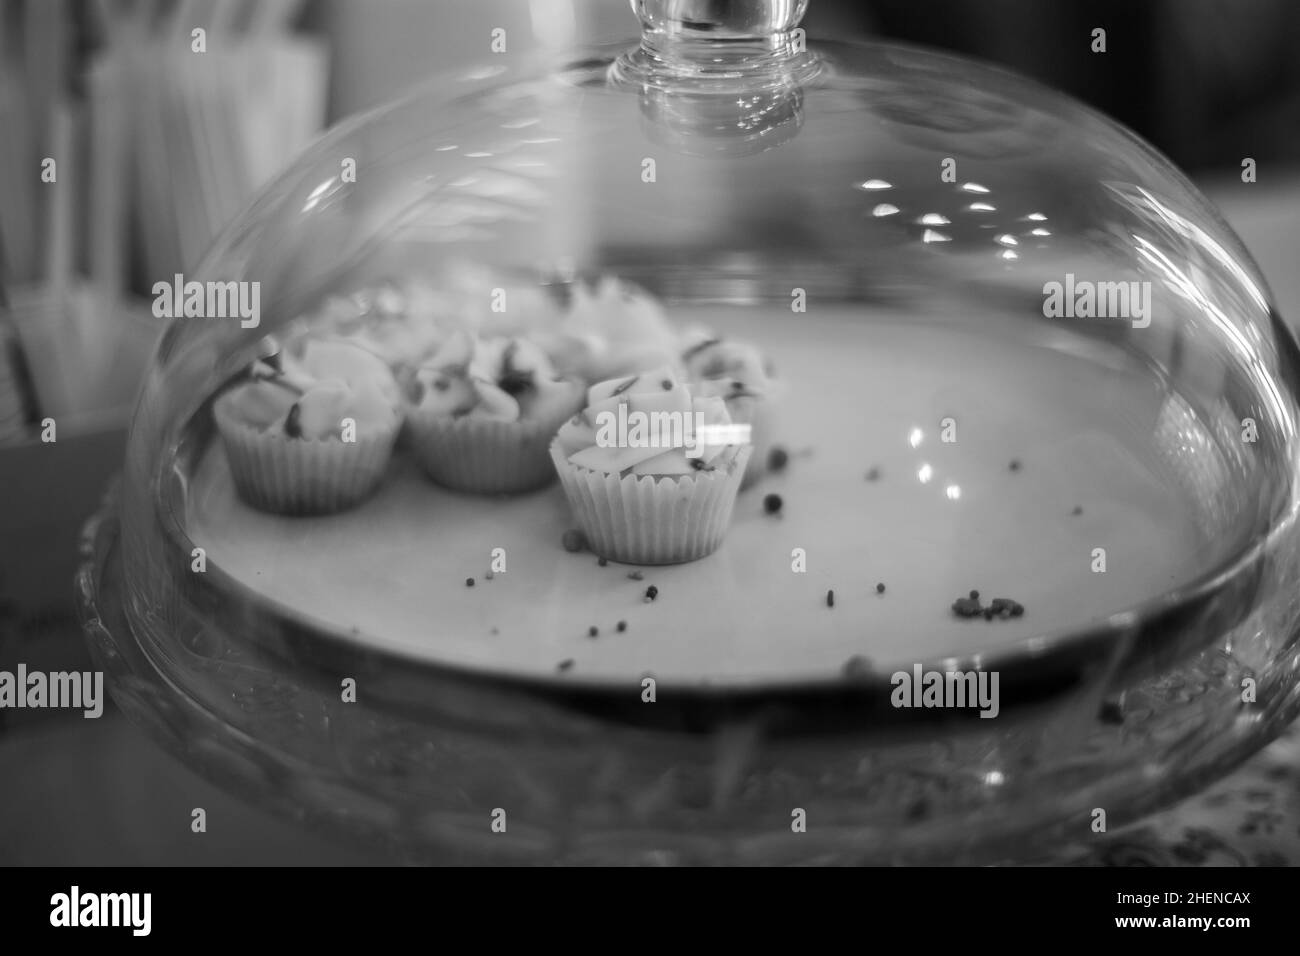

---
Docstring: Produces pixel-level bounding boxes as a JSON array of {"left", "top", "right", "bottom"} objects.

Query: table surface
[{"left": 1, "top": 177, "right": 1298, "bottom": 866}]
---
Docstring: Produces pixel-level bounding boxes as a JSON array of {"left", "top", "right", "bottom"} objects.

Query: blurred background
[{"left": 1, "top": 0, "right": 1298, "bottom": 864}]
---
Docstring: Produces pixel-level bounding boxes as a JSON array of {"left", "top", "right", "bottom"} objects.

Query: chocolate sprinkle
[
  {"left": 953, "top": 593, "right": 1024, "bottom": 620},
  {"left": 557, "top": 659, "right": 574, "bottom": 672},
  {"left": 995, "top": 598, "right": 1025, "bottom": 618},
  {"left": 465, "top": 578, "right": 475, "bottom": 587},
  {"left": 561, "top": 529, "right": 587, "bottom": 553},
  {"left": 616, "top": 620, "right": 627, "bottom": 633},
  {"left": 497, "top": 371, "right": 532, "bottom": 396},
  {"left": 610, "top": 375, "right": 639, "bottom": 396},
  {"left": 284, "top": 403, "right": 303, "bottom": 439},
  {"left": 826, "top": 589, "right": 835, "bottom": 608},
  {"left": 866, "top": 467, "right": 881, "bottom": 482},
  {"left": 767, "top": 446, "right": 789, "bottom": 472},
  {"left": 497, "top": 341, "right": 534, "bottom": 396},
  {"left": 645, "top": 585, "right": 659, "bottom": 602},
  {"left": 1009, "top": 459, "right": 1022, "bottom": 472},
  {"left": 876, "top": 582, "right": 886, "bottom": 594},
  {"left": 588, "top": 626, "right": 599, "bottom": 638},
  {"left": 763, "top": 493, "right": 782, "bottom": 515}
]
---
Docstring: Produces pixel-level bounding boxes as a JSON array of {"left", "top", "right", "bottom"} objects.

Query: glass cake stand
[{"left": 79, "top": 0, "right": 1300, "bottom": 864}]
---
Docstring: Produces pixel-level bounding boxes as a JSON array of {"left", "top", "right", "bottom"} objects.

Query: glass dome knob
[
  {"left": 616, "top": 0, "right": 816, "bottom": 155},
  {"left": 621, "top": 0, "right": 816, "bottom": 83},
  {"left": 632, "top": 0, "right": 809, "bottom": 44}
]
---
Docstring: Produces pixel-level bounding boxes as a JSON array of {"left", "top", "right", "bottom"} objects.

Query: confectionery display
[
  {"left": 81, "top": 0, "right": 1300, "bottom": 865},
  {"left": 214, "top": 275, "right": 757, "bottom": 509}
]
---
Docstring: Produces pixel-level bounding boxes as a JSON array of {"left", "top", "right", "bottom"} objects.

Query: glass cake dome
[{"left": 80, "top": 0, "right": 1300, "bottom": 864}]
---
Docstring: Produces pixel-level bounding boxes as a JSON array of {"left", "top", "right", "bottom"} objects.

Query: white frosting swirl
[
  {"left": 222, "top": 338, "right": 400, "bottom": 440},
  {"left": 554, "top": 365, "right": 742, "bottom": 476},
  {"left": 408, "top": 330, "right": 581, "bottom": 423}
]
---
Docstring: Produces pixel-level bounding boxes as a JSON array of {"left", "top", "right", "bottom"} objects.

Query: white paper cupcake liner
[
  {"left": 214, "top": 400, "right": 399, "bottom": 516},
  {"left": 550, "top": 442, "right": 752, "bottom": 565},
  {"left": 407, "top": 393, "right": 582, "bottom": 495}
]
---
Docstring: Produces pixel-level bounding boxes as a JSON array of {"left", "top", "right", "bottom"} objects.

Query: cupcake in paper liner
[
  {"left": 679, "top": 329, "right": 781, "bottom": 489},
  {"left": 405, "top": 330, "right": 585, "bottom": 494},
  {"left": 213, "top": 339, "right": 402, "bottom": 516},
  {"left": 549, "top": 366, "right": 752, "bottom": 565}
]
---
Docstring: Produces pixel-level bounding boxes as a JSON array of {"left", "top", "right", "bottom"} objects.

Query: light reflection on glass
[
  {"left": 301, "top": 178, "right": 336, "bottom": 213},
  {"left": 1133, "top": 232, "right": 1290, "bottom": 437},
  {"left": 462, "top": 65, "right": 508, "bottom": 82},
  {"left": 1125, "top": 186, "right": 1268, "bottom": 313}
]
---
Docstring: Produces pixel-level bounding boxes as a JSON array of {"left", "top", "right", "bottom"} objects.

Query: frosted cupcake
[
  {"left": 549, "top": 366, "right": 752, "bottom": 564},
  {"left": 405, "top": 330, "right": 585, "bottom": 494},
  {"left": 538, "top": 277, "right": 680, "bottom": 384},
  {"left": 213, "top": 339, "right": 402, "bottom": 515},
  {"left": 680, "top": 330, "right": 779, "bottom": 488}
]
